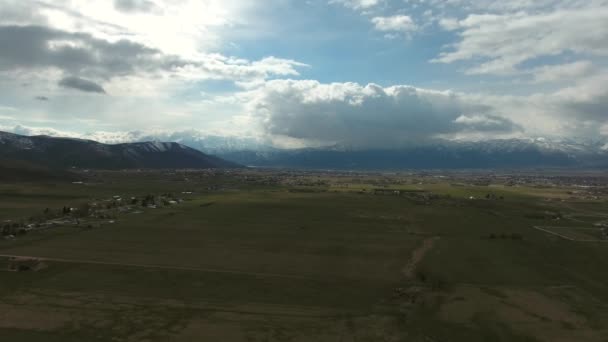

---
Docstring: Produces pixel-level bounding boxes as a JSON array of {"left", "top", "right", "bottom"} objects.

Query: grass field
[{"left": 1, "top": 170, "right": 608, "bottom": 341}]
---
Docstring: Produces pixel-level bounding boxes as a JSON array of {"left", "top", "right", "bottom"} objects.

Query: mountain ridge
[
  {"left": 0, "top": 131, "right": 241, "bottom": 170},
  {"left": 3, "top": 130, "right": 608, "bottom": 170},
  {"left": 212, "top": 138, "right": 608, "bottom": 170}
]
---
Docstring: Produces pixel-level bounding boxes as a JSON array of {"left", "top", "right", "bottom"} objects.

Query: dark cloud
[
  {"left": 34, "top": 95, "right": 49, "bottom": 101},
  {"left": 114, "top": 0, "right": 159, "bottom": 13},
  {"left": 251, "top": 80, "right": 520, "bottom": 148},
  {"left": 0, "top": 25, "right": 188, "bottom": 79},
  {"left": 59, "top": 76, "right": 106, "bottom": 94},
  {"left": 565, "top": 95, "right": 608, "bottom": 121}
]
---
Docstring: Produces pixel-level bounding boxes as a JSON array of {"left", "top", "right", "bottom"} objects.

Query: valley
[{"left": 1, "top": 169, "right": 608, "bottom": 341}]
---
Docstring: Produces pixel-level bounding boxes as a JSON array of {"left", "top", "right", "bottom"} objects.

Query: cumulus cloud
[
  {"left": 371, "top": 15, "right": 417, "bottom": 35},
  {"left": 433, "top": 7, "right": 608, "bottom": 75},
  {"left": 58, "top": 76, "right": 106, "bottom": 94},
  {"left": 246, "top": 80, "right": 520, "bottom": 148}
]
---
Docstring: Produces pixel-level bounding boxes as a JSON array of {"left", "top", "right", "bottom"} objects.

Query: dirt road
[{"left": 402, "top": 237, "right": 439, "bottom": 278}]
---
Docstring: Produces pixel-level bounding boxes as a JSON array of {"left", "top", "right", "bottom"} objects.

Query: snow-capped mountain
[
  {"left": 3, "top": 129, "right": 607, "bottom": 170},
  {"left": 0, "top": 131, "right": 240, "bottom": 170},
  {"left": 210, "top": 137, "right": 608, "bottom": 170}
]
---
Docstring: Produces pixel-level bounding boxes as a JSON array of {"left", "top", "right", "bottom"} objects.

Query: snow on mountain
[{"left": 0, "top": 131, "right": 240, "bottom": 169}]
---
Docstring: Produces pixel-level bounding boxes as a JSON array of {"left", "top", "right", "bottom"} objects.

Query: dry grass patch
[{"left": 439, "top": 285, "right": 607, "bottom": 342}]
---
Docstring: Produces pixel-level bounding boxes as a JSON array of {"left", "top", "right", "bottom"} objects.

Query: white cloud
[
  {"left": 438, "top": 17, "right": 459, "bottom": 30},
  {"left": 6, "top": 124, "right": 81, "bottom": 138},
  {"left": 433, "top": 6, "right": 608, "bottom": 75},
  {"left": 245, "top": 79, "right": 520, "bottom": 148},
  {"left": 330, "top": 0, "right": 383, "bottom": 11},
  {"left": 371, "top": 15, "right": 417, "bottom": 34},
  {"left": 0, "top": 125, "right": 268, "bottom": 152},
  {"left": 531, "top": 61, "right": 595, "bottom": 83},
  {"left": 27, "top": 0, "right": 241, "bottom": 57},
  {"left": 426, "top": 0, "right": 598, "bottom": 13}
]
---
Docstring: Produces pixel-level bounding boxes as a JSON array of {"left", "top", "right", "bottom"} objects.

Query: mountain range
[
  {"left": 0, "top": 131, "right": 239, "bottom": 172},
  {"left": 211, "top": 138, "right": 608, "bottom": 170},
  {"left": 2, "top": 130, "right": 608, "bottom": 171},
  {"left": 81, "top": 131, "right": 608, "bottom": 169}
]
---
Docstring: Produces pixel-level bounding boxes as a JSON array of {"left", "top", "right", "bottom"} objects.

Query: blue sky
[{"left": 0, "top": 0, "right": 607, "bottom": 148}]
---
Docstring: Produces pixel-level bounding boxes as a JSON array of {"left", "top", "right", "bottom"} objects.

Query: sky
[{"left": 0, "top": 0, "right": 607, "bottom": 149}]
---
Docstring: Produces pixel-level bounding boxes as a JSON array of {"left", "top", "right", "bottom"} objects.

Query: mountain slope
[{"left": 0, "top": 131, "right": 240, "bottom": 170}]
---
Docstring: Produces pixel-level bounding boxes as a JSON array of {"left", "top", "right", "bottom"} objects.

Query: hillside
[{"left": 0, "top": 131, "right": 240, "bottom": 170}]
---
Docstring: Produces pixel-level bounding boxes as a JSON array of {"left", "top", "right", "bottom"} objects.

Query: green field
[{"left": 1, "top": 170, "right": 608, "bottom": 341}]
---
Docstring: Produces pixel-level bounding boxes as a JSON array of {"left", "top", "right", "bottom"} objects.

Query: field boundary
[
  {"left": 533, "top": 226, "right": 608, "bottom": 243},
  {"left": 0, "top": 254, "right": 318, "bottom": 280}
]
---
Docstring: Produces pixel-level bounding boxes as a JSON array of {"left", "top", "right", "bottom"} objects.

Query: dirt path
[{"left": 402, "top": 237, "right": 439, "bottom": 278}]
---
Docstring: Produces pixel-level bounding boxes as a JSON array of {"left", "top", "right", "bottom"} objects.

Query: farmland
[{"left": 1, "top": 169, "right": 608, "bottom": 341}]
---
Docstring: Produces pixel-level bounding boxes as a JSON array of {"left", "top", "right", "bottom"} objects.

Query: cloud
[
  {"left": 113, "top": 0, "right": 159, "bottom": 13},
  {"left": 424, "top": 0, "right": 576, "bottom": 13},
  {"left": 0, "top": 24, "right": 179, "bottom": 79},
  {"left": 0, "top": 24, "right": 308, "bottom": 95},
  {"left": 432, "top": 7, "right": 608, "bottom": 75},
  {"left": 59, "top": 76, "right": 106, "bottom": 94},
  {"left": 247, "top": 79, "right": 520, "bottom": 148},
  {"left": 0, "top": 105, "right": 16, "bottom": 112},
  {"left": 34, "top": 96, "right": 49, "bottom": 101},
  {"left": 1, "top": 0, "right": 606, "bottom": 148},
  {"left": 0, "top": 125, "right": 268, "bottom": 152},
  {"left": 454, "top": 114, "right": 521, "bottom": 132},
  {"left": 330, "top": 0, "right": 383, "bottom": 10},
  {"left": 371, "top": 15, "right": 417, "bottom": 34},
  {"left": 531, "top": 61, "right": 595, "bottom": 83},
  {"left": 7, "top": 124, "right": 80, "bottom": 138},
  {"left": 550, "top": 71, "right": 608, "bottom": 122},
  {"left": 438, "top": 17, "right": 459, "bottom": 31}
]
